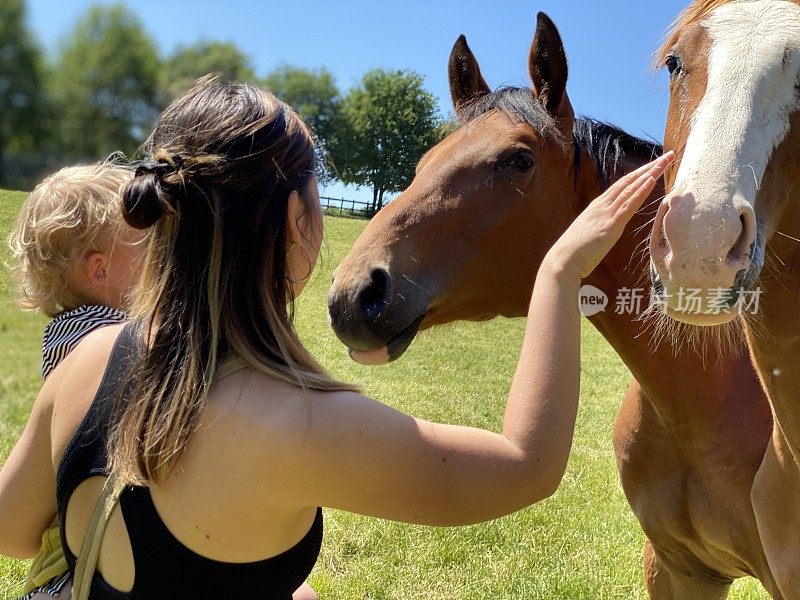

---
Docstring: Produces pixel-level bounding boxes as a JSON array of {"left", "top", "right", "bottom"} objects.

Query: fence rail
[{"left": 319, "top": 195, "right": 378, "bottom": 219}]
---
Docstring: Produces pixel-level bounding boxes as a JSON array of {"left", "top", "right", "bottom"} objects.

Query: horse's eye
[
  {"left": 511, "top": 152, "right": 534, "bottom": 172},
  {"left": 494, "top": 150, "right": 535, "bottom": 175},
  {"left": 665, "top": 54, "right": 683, "bottom": 81}
]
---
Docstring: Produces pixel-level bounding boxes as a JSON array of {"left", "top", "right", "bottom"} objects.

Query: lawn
[{"left": 0, "top": 188, "right": 768, "bottom": 599}]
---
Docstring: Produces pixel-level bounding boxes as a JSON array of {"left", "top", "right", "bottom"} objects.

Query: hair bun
[{"left": 122, "top": 169, "right": 177, "bottom": 229}]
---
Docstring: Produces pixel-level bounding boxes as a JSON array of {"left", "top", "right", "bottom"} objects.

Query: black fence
[{"left": 320, "top": 195, "right": 379, "bottom": 220}]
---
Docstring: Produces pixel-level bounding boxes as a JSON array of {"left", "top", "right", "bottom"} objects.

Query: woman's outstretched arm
[{"left": 251, "top": 153, "right": 675, "bottom": 526}]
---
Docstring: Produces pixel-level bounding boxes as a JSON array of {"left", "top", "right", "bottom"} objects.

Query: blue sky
[{"left": 26, "top": 0, "right": 687, "bottom": 201}]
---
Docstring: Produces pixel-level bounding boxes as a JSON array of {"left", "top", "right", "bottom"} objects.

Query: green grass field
[{"left": 0, "top": 188, "right": 769, "bottom": 598}]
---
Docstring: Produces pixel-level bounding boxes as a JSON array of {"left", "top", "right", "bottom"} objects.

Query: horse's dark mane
[
  {"left": 573, "top": 118, "right": 663, "bottom": 189},
  {"left": 457, "top": 86, "right": 663, "bottom": 190}
]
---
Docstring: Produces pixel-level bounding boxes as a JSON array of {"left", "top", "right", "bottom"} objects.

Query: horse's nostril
[
  {"left": 727, "top": 208, "right": 756, "bottom": 264},
  {"left": 359, "top": 268, "right": 391, "bottom": 322}
]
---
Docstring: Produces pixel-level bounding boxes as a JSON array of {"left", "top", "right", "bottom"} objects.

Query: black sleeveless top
[{"left": 55, "top": 324, "right": 323, "bottom": 599}]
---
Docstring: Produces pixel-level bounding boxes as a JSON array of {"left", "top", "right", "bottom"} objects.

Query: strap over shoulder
[{"left": 71, "top": 473, "right": 126, "bottom": 600}]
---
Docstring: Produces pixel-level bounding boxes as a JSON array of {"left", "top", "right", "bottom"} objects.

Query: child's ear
[{"left": 83, "top": 252, "right": 109, "bottom": 288}]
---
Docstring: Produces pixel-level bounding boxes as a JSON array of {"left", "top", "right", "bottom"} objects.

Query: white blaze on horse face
[
  {"left": 681, "top": 1, "right": 800, "bottom": 201},
  {"left": 660, "top": 0, "right": 800, "bottom": 298}
]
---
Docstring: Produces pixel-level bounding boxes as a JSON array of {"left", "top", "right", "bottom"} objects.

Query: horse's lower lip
[
  {"left": 348, "top": 313, "right": 426, "bottom": 365},
  {"left": 648, "top": 278, "right": 746, "bottom": 326},
  {"left": 662, "top": 305, "right": 738, "bottom": 327}
]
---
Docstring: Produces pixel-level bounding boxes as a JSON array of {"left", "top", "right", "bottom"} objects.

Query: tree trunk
[
  {"left": 371, "top": 185, "right": 378, "bottom": 212},
  {"left": 377, "top": 189, "right": 385, "bottom": 211},
  {"left": 0, "top": 142, "right": 5, "bottom": 186}
]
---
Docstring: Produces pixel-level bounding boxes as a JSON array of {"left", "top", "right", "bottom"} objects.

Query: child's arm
[{"left": 0, "top": 380, "right": 56, "bottom": 558}]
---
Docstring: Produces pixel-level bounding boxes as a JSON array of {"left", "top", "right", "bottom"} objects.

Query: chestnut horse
[
  {"left": 328, "top": 14, "right": 779, "bottom": 599},
  {"left": 647, "top": 0, "right": 800, "bottom": 596}
]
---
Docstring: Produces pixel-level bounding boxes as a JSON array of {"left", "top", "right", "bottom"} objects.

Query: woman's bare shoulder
[
  {"left": 206, "top": 368, "right": 338, "bottom": 428},
  {"left": 201, "top": 368, "right": 364, "bottom": 456}
]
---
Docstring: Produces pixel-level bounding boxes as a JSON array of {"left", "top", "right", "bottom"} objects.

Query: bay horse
[
  {"left": 647, "top": 0, "right": 800, "bottom": 596},
  {"left": 328, "top": 13, "right": 779, "bottom": 598}
]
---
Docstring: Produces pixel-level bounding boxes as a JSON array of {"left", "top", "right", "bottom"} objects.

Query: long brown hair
[{"left": 112, "top": 76, "right": 355, "bottom": 484}]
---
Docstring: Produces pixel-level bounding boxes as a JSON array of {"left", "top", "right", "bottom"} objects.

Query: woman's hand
[{"left": 546, "top": 152, "right": 675, "bottom": 280}]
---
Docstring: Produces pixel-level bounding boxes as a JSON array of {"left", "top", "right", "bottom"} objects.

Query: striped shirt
[
  {"left": 41, "top": 305, "right": 127, "bottom": 380},
  {"left": 18, "top": 572, "right": 71, "bottom": 600}
]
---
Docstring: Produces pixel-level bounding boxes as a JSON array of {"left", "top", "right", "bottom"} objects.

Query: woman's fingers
[
  {"left": 601, "top": 156, "right": 660, "bottom": 199},
  {"left": 608, "top": 153, "right": 673, "bottom": 234},
  {"left": 606, "top": 152, "right": 675, "bottom": 207},
  {"left": 614, "top": 169, "right": 661, "bottom": 214},
  {"left": 548, "top": 152, "right": 674, "bottom": 280},
  {"left": 619, "top": 175, "right": 657, "bottom": 215}
]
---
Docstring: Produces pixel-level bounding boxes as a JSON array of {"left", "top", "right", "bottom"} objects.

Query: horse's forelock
[
  {"left": 657, "top": 0, "right": 732, "bottom": 65},
  {"left": 456, "top": 87, "right": 562, "bottom": 142}
]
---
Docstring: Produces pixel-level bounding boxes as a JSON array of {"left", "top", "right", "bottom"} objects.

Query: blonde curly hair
[{"left": 8, "top": 162, "right": 133, "bottom": 317}]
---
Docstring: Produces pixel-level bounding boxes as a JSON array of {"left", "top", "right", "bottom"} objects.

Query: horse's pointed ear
[
  {"left": 529, "top": 12, "right": 574, "bottom": 133},
  {"left": 449, "top": 34, "right": 491, "bottom": 112}
]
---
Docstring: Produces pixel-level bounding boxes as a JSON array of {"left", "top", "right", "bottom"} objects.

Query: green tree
[
  {"left": 329, "top": 69, "right": 441, "bottom": 211},
  {"left": 161, "top": 40, "right": 256, "bottom": 105},
  {"left": 49, "top": 4, "right": 160, "bottom": 159},
  {"left": 263, "top": 65, "right": 340, "bottom": 183},
  {"left": 0, "top": 0, "right": 46, "bottom": 183}
]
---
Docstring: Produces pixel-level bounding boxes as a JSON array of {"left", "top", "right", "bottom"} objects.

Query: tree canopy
[
  {"left": 49, "top": 3, "right": 160, "bottom": 159},
  {"left": 161, "top": 40, "right": 256, "bottom": 105},
  {"left": 0, "top": 0, "right": 46, "bottom": 179},
  {"left": 2, "top": 2, "right": 445, "bottom": 207},
  {"left": 329, "top": 69, "right": 442, "bottom": 210}
]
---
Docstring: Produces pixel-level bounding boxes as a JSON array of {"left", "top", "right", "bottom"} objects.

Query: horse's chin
[
  {"left": 347, "top": 313, "right": 426, "bottom": 365},
  {"left": 649, "top": 262, "right": 757, "bottom": 327},
  {"left": 349, "top": 346, "right": 392, "bottom": 365},
  {"left": 660, "top": 305, "right": 739, "bottom": 327}
]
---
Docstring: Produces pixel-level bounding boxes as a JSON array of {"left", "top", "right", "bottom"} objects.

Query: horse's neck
[{"left": 576, "top": 149, "right": 765, "bottom": 430}]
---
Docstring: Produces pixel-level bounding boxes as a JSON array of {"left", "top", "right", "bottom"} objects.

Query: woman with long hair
[{"left": 0, "top": 76, "right": 673, "bottom": 598}]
